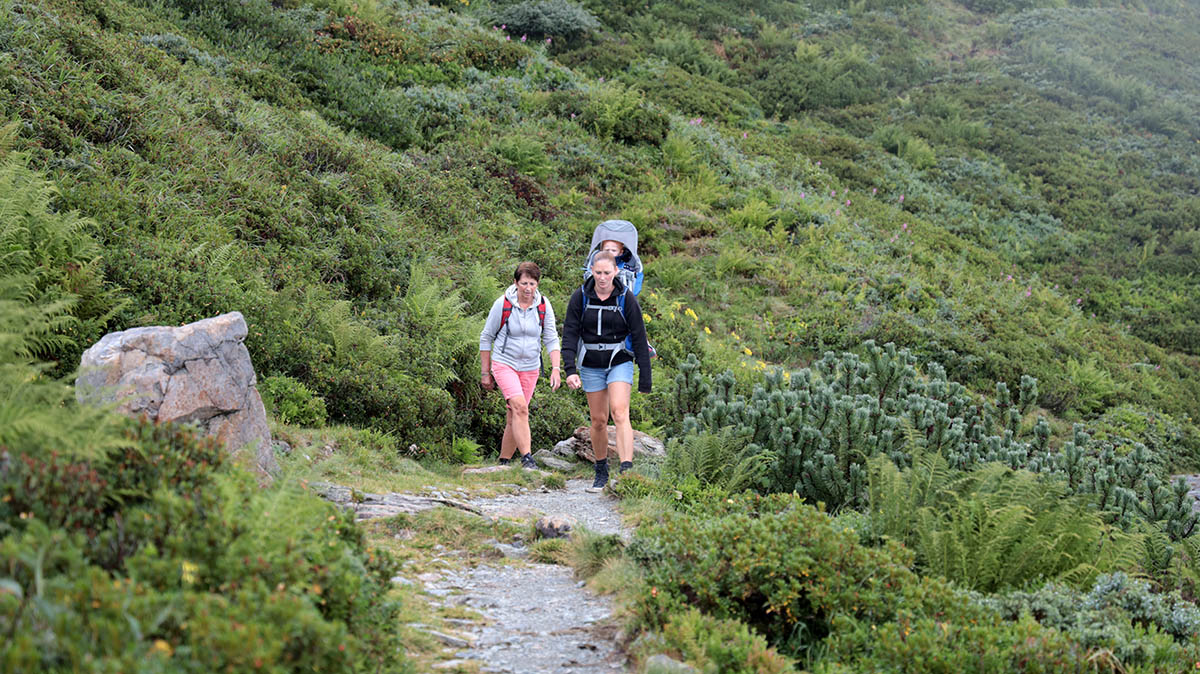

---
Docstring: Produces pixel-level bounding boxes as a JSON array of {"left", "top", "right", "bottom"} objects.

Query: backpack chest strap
[{"left": 585, "top": 302, "right": 625, "bottom": 334}]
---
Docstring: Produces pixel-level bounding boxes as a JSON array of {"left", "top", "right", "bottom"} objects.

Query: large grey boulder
[{"left": 75, "top": 312, "right": 277, "bottom": 477}]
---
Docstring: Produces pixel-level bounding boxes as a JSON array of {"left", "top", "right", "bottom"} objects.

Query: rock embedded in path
[
  {"left": 570, "top": 425, "right": 666, "bottom": 464},
  {"left": 535, "top": 514, "right": 578, "bottom": 539},
  {"left": 75, "top": 311, "right": 277, "bottom": 477},
  {"left": 311, "top": 481, "right": 484, "bottom": 521},
  {"left": 551, "top": 438, "right": 577, "bottom": 457},
  {"left": 462, "top": 465, "right": 513, "bottom": 475},
  {"left": 532, "top": 449, "right": 575, "bottom": 471}
]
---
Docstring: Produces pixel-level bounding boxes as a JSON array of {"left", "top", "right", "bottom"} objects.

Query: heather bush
[{"left": 654, "top": 608, "right": 797, "bottom": 674}]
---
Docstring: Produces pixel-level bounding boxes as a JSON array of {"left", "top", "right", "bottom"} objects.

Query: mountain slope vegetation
[{"left": 2, "top": 0, "right": 1200, "bottom": 669}]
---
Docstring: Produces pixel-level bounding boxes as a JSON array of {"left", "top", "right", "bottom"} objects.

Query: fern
[
  {"left": 398, "top": 261, "right": 478, "bottom": 387},
  {"left": 869, "top": 454, "right": 1139, "bottom": 592},
  {"left": 662, "top": 428, "right": 772, "bottom": 494},
  {"left": 0, "top": 123, "right": 123, "bottom": 370},
  {"left": 0, "top": 139, "right": 125, "bottom": 460}
]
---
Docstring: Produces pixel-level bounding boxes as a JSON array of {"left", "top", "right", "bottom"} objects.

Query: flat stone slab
[{"left": 310, "top": 481, "right": 484, "bottom": 521}]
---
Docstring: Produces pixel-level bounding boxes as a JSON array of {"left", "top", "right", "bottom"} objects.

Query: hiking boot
[
  {"left": 520, "top": 453, "right": 538, "bottom": 470},
  {"left": 619, "top": 461, "right": 633, "bottom": 474},
  {"left": 585, "top": 460, "right": 609, "bottom": 493},
  {"left": 497, "top": 457, "right": 511, "bottom": 466}
]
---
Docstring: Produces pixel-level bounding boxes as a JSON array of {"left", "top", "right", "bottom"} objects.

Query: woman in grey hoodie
[{"left": 479, "top": 262, "right": 562, "bottom": 468}]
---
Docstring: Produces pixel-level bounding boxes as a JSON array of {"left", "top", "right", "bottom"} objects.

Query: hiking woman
[
  {"left": 480, "top": 262, "right": 561, "bottom": 468},
  {"left": 562, "top": 251, "right": 652, "bottom": 491}
]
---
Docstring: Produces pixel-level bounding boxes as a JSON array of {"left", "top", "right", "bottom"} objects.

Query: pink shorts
[{"left": 492, "top": 362, "right": 539, "bottom": 404}]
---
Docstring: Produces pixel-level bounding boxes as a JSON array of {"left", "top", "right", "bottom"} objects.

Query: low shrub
[
  {"left": 0, "top": 419, "right": 408, "bottom": 672},
  {"left": 982, "top": 574, "right": 1200, "bottom": 667},
  {"left": 626, "top": 492, "right": 1186, "bottom": 671},
  {"left": 490, "top": 0, "right": 600, "bottom": 44},
  {"left": 260, "top": 375, "right": 328, "bottom": 427},
  {"left": 657, "top": 608, "right": 797, "bottom": 674}
]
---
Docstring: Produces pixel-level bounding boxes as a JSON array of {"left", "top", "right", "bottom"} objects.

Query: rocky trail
[
  {"left": 422, "top": 478, "right": 631, "bottom": 673},
  {"left": 320, "top": 475, "right": 633, "bottom": 672}
]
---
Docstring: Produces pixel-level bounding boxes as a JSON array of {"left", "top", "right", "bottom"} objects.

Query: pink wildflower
[{"left": 521, "top": 34, "right": 527, "bottom": 42}]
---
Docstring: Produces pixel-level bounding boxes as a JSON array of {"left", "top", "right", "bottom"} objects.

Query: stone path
[
  {"left": 423, "top": 479, "right": 630, "bottom": 673},
  {"left": 468, "top": 478, "right": 626, "bottom": 537}
]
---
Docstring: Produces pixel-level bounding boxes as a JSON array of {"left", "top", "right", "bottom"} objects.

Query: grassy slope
[{"left": 2, "top": 0, "right": 1198, "bottom": 460}]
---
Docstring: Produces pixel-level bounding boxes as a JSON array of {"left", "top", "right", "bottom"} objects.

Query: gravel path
[
  {"left": 469, "top": 478, "right": 626, "bottom": 536},
  {"left": 426, "top": 563, "right": 624, "bottom": 672},
  {"left": 423, "top": 478, "right": 630, "bottom": 673}
]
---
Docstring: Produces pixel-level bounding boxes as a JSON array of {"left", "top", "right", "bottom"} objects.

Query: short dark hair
[
  {"left": 514, "top": 261, "right": 541, "bottom": 282},
  {"left": 591, "top": 251, "right": 617, "bottom": 269}
]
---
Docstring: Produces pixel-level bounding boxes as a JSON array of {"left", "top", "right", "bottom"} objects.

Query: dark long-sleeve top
[{"left": 561, "top": 277, "right": 652, "bottom": 393}]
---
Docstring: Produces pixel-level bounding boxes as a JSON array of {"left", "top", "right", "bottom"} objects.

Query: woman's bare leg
[
  {"left": 499, "top": 406, "right": 517, "bottom": 460},
  {"left": 585, "top": 389, "right": 610, "bottom": 460},
  {"left": 606, "top": 382, "right": 634, "bottom": 463}
]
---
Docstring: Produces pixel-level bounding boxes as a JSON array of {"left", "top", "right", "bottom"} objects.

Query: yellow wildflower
[
  {"left": 756, "top": 360, "right": 767, "bottom": 370},
  {"left": 704, "top": 326, "right": 712, "bottom": 335},
  {"left": 643, "top": 313, "right": 651, "bottom": 323},
  {"left": 668, "top": 311, "right": 675, "bottom": 320},
  {"left": 150, "top": 640, "right": 173, "bottom": 657},
  {"left": 180, "top": 561, "right": 198, "bottom": 585},
  {"left": 685, "top": 307, "right": 698, "bottom": 321},
  {"left": 731, "top": 331, "right": 740, "bottom": 340},
  {"left": 743, "top": 347, "right": 752, "bottom": 356}
]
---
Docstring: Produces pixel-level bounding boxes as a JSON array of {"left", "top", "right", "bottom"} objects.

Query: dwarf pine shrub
[
  {"left": 672, "top": 341, "right": 1199, "bottom": 544},
  {"left": 490, "top": 0, "right": 599, "bottom": 43}
]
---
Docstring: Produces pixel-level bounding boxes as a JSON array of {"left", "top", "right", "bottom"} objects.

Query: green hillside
[{"left": 3, "top": 0, "right": 1200, "bottom": 669}]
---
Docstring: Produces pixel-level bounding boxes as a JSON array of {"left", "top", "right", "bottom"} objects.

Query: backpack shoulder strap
[{"left": 537, "top": 297, "right": 546, "bottom": 329}]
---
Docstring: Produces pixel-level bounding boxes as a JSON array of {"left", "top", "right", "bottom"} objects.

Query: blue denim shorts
[{"left": 579, "top": 361, "right": 634, "bottom": 393}]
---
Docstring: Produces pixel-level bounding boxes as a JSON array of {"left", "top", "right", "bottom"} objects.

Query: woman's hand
[
  {"left": 566, "top": 374, "right": 582, "bottom": 390},
  {"left": 480, "top": 372, "right": 495, "bottom": 391},
  {"left": 550, "top": 367, "right": 562, "bottom": 391}
]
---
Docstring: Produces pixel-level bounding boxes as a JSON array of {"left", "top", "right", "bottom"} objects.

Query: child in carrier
[{"left": 583, "top": 219, "right": 656, "bottom": 358}]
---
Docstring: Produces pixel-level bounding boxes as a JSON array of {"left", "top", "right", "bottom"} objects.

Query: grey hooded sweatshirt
[{"left": 479, "top": 284, "right": 561, "bottom": 372}]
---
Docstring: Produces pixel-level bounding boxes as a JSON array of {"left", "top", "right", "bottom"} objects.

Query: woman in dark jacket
[{"left": 562, "top": 251, "right": 652, "bottom": 492}]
